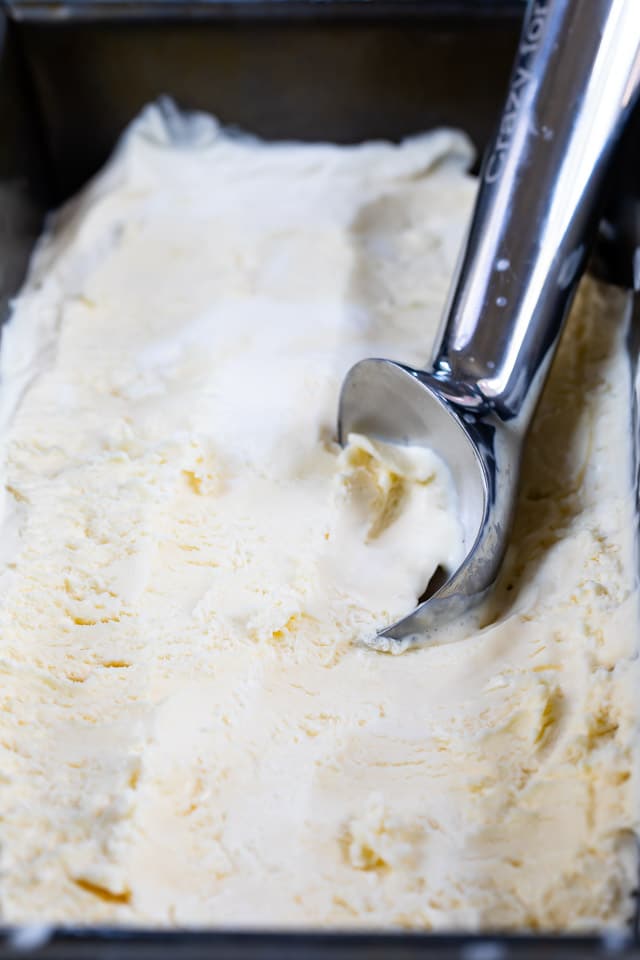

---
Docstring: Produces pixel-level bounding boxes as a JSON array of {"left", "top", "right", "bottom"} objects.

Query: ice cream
[{"left": 0, "top": 102, "right": 637, "bottom": 930}]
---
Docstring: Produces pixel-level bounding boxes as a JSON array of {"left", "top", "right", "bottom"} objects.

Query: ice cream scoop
[{"left": 338, "top": 0, "right": 640, "bottom": 651}]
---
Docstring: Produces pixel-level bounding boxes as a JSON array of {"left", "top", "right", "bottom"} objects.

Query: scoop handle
[{"left": 432, "top": 0, "right": 640, "bottom": 421}]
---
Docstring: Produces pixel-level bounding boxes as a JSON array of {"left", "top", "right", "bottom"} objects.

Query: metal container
[{"left": 0, "top": 1, "right": 638, "bottom": 955}]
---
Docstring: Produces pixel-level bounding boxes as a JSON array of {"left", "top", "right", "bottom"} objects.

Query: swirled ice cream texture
[{"left": 0, "top": 104, "right": 638, "bottom": 930}]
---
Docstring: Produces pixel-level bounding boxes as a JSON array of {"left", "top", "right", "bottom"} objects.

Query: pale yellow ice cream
[{"left": 0, "top": 103, "right": 638, "bottom": 930}]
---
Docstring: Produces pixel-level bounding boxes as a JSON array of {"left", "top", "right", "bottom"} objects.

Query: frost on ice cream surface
[{"left": 0, "top": 102, "right": 638, "bottom": 931}]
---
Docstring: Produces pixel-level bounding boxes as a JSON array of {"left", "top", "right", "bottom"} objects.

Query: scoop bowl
[{"left": 338, "top": 358, "right": 517, "bottom": 650}]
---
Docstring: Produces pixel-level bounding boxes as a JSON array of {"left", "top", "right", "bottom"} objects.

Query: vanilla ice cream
[{"left": 0, "top": 102, "right": 638, "bottom": 930}]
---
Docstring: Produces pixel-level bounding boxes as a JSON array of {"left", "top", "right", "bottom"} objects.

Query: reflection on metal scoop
[{"left": 338, "top": 0, "right": 640, "bottom": 649}]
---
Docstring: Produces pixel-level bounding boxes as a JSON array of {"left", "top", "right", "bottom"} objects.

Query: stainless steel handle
[{"left": 432, "top": 0, "right": 640, "bottom": 421}]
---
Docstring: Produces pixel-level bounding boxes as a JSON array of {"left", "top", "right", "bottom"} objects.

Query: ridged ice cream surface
[{"left": 0, "top": 103, "right": 638, "bottom": 929}]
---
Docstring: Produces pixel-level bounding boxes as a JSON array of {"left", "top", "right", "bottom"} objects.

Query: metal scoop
[{"left": 338, "top": 0, "right": 640, "bottom": 650}]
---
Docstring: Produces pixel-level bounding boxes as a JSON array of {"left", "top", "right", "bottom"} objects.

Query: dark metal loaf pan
[{"left": 0, "top": 1, "right": 638, "bottom": 957}]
